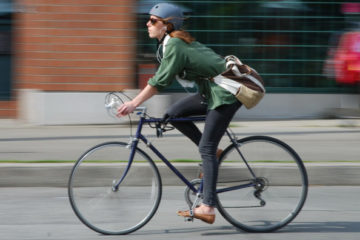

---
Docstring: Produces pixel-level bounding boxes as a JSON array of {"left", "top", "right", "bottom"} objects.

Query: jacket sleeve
[{"left": 148, "top": 38, "right": 187, "bottom": 91}]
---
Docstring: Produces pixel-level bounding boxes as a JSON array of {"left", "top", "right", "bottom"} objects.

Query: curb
[{"left": 1, "top": 163, "right": 360, "bottom": 187}]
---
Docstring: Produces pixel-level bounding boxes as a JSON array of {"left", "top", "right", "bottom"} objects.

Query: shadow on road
[
  {"left": 131, "top": 221, "right": 360, "bottom": 236},
  {"left": 282, "top": 221, "right": 360, "bottom": 233}
]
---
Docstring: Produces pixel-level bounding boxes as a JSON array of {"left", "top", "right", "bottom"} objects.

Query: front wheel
[
  {"left": 68, "top": 142, "right": 162, "bottom": 235},
  {"left": 216, "top": 136, "right": 308, "bottom": 232}
]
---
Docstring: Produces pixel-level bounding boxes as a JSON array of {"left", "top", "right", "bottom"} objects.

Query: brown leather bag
[{"left": 212, "top": 55, "right": 265, "bottom": 109}]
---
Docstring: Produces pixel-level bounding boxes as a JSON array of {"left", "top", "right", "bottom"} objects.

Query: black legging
[{"left": 164, "top": 93, "right": 241, "bottom": 206}]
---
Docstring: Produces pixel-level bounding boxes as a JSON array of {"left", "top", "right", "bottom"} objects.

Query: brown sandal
[{"left": 177, "top": 210, "right": 215, "bottom": 224}]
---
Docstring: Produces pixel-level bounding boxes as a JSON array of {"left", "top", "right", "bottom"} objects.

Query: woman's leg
[
  {"left": 199, "top": 101, "right": 242, "bottom": 207},
  {"left": 164, "top": 93, "right": 207, "bottom": 145},
  {"left": 178, "top": 101, "right": 241, "bottom": 223}
]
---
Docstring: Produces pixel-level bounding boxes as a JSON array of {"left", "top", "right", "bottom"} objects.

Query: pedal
[{"left": 184, "top": 217, "right": 194, "bottom": 222}]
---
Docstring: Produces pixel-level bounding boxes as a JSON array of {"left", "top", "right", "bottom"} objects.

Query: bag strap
[
  {"left": 162, "top": 34, "right": 171, "bottom": 56},
  {"left": 225, "top": 55, "right": 266, "bottom": 93}
]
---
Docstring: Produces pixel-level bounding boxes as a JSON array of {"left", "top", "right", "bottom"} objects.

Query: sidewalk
[{"left": 1, "top": 118, "right": 360, "bottom": 186}]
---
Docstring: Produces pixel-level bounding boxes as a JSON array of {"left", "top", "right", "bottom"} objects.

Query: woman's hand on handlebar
[
  {"left": 116, "top": 84, "right": 158, "bottom": 117},
  {"left": 117, "top": 101, "right": 136, "bottom": 117}
]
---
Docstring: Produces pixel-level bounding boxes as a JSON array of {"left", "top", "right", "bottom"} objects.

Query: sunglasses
[{"left": 149, "top": 18, "right": 163, "bottom": 25}]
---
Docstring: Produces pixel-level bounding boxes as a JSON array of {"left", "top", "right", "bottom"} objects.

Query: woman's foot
[{"left": 177, "top": 205, "right": 215, "bottom": 224}]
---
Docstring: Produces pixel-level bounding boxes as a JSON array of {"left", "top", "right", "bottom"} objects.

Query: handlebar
[
  {"left": 104, "top": 92, "right": 207, "bottom": 138},
  {"left": 134, "top": 107, "right": 147, "bottom": 116},
  {"left": 104, "top": 91, "right": 148, "bottom": 118}
]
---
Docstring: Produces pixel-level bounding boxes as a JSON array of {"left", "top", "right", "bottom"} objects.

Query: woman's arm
[{"left": 117, "top": 84, "right": 158, "bottom": 117}]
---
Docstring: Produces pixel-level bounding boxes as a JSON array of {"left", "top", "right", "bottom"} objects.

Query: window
[{"left": 0, "top": 0, "right": 12, "bottom": 100}]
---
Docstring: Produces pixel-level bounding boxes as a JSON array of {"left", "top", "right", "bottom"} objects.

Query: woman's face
[{"left": 147, "top": 15, "right": 167, "bottom": 40}]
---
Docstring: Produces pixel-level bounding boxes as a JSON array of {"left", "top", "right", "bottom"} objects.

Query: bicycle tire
[
  {"left": 68, "top": 141, "right": 162, "bottom": 235},
  {"left": 216, "top": 136, "right": 308, "bottom": 232}
]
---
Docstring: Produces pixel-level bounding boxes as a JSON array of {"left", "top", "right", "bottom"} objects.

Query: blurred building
[
  {"left": 0, "top": 0, "right": 137, "bottom": 119},
  {"left": 0, "top": 0, "right": 359, "bottom": 123}
]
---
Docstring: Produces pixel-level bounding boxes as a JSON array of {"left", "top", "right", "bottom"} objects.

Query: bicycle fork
[{"left": 112, "top": 138, "right": 138, "bottom": 192}]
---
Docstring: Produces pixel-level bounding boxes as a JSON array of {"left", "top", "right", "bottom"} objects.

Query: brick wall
[
  {"left": 0, "top": 101, "right": 17, "bottom": 118},
  {"left": 14, "top": 0, "right": 137, "bottom": 92}
]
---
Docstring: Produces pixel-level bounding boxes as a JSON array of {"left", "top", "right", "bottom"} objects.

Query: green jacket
[{"left": 148, "top": 36, "right": 237, "bottom": 109}]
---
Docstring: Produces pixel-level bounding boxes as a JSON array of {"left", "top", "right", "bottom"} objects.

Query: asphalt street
[
  {"left": 0, "top": 119, "right": 360, "bottom": 239},
  {"left": 0, "top": 186, "right": 359, "bottom": 240}
]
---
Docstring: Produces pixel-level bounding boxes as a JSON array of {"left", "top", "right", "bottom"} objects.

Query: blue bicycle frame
[{"left": 113, "top": 107, "right": 257, "bottom": 195}]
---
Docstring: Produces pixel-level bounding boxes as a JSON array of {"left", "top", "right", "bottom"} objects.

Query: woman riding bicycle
[{"left": 117, "top": 2, "right": 241, "bottom": 224}]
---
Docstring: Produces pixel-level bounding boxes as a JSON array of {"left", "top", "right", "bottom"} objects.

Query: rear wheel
[
  {"left": 216, "top": 136, "right": 308, "bottom": 232},
  {"left": 68, "top": 142, "right": 162, "bottom": 235}
]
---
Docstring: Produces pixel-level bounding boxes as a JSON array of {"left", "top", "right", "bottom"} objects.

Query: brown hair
[
  {"left": 169, "top": 30, "right": 195, "bottom": 44},
  {"left": 164, "top": 19, "right": 195, "bottom": 44}
]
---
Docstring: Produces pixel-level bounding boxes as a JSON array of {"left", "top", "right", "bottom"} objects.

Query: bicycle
[{"left": 68, "top": 92, "right": 308, "bottom": 235}]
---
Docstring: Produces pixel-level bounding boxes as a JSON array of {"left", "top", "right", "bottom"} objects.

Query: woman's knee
[{"left": 198, "top": 141, "right": 217, "bottom": 157}]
